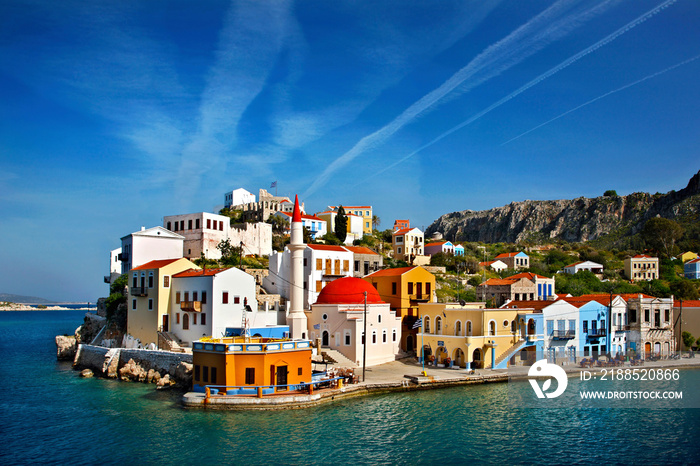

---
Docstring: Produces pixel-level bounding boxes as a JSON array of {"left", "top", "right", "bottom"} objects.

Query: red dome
[{"left": 315, "top": 277, "right": 384, "bottom": 305}]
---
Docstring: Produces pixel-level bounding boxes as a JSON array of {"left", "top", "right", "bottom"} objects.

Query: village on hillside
[{"left": 86, "top": 185, "right": 700, "bottom": 399}]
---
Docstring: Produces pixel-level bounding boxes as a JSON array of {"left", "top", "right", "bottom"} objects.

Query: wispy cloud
[
  {"left": 302, "top": 0, "right": 619, "bottom": 198},
  {"left": 364, "top": 0, "right": 678, "bottom": 180},
  {"left": 502, "top": 52, "right": 700, "bottom": 145}
]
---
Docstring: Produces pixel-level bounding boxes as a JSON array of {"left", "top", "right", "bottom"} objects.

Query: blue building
[{"left": 684, "top": 258, "right": 700, "bottom": 279}]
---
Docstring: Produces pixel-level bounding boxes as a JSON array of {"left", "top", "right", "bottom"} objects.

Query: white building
[
  {"left": 561, "top": 261, "right": 604, "bottom": 276},
  {"left": 264, "top": 244, "right": 354, "bottom": 310},
  {"left": 224, "top": 188, "right": 256, "bottom": 209},
  {"left": 120, "top": 226, "right": 184, "bottom": 274},
  {"left": 170, "top": 267, "right": 279, "bottom": 346},
  {"left": 105, "top": 247, "right": 122, "bottom": 285},
  {"left": 315, "top": 210, "right": 364, "bottom": 244},
  {"left": 164, "top": 212, "right": 272, "bottom": 259},
  {"left": 272, "top": 211, "right": 328, "bottom": 240},
  {"left": 306, "top": 277, "right": 401, "bottom": 366}
]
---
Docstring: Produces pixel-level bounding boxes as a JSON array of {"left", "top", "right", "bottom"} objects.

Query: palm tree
[{"left": 372, "top": 215, "right": 381, "bottom": 230}]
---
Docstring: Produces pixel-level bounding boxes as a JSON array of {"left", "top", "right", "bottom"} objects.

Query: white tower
[{"left": 287, "top": 195, "right": 308, "bottom": 340}]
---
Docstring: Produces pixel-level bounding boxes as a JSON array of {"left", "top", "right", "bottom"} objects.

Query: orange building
[{"left": 192, "top": 337, "right": 312, "bottom": 395}]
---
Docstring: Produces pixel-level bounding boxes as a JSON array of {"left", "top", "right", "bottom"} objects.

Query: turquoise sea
[{"left": 1, "top": 310, "right": 699, "bottom": 465}]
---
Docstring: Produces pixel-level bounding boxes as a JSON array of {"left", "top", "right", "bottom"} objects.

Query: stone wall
[{"left": 74, "top": 344, "right": 193, "bottom": 386}]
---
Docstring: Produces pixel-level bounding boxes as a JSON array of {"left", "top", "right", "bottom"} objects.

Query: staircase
[
  {"left": 158, "top": 332, "right": 186, "bottom": 353},
  {"left": 320, "top": 348, "right": 359, "bottom": 368},
  {"left": 493, "top": 339, "right": 527, "bottom": 369}
]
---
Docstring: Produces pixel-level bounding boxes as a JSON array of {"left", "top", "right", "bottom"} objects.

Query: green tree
[
  {"left": 266, "top": 214, "right": 289, "bottom": 234},
  {"left": 682, "top": 331, "right": 695, "bottom": 350},
  {"left": 334, "top": 206, "right": 348, "bottom": 243},
  {"left": 671, "top": 280, "right": 699, "bottom": 300},
  {"left": 372, "top": 215, "right": 381, "bottom": 230},
  {"left": 217, "top": 239, "right": 242, "bottom": 267},
  {"left": 642, "top": 217, "right": 684, "bottom": 258},
  {"left": 604, "top": 190, "right": 618, "bottom": 197}
]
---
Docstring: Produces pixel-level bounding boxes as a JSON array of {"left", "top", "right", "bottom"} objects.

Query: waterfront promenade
[{"left": 182, "top": 355, "right": 700, "bottom": 410}]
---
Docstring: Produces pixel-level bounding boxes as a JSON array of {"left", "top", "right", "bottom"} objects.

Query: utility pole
[{"left": 363, "top": 291, "right": 368, "bottom": 382}]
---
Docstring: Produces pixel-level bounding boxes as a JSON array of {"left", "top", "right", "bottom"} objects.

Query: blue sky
[{"left": 1, "top": 0, "right": 699, "bottom": 302}]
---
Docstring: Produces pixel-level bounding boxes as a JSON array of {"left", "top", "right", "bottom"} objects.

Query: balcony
[
  {"left": 586, "top": 329, "right": 606, "bottom": 338},
  {"left": 615, "top": 325, "right": 630, "bottom": 332},
  {"left": 117, "top": 252, "right": 129, "bottom": 262},
  {"left": 552, "top": 330, "right": 575, "bottom": 340},
  {"left": 181, "top": 301, "right": 202, "bottom": 312},
  {"left": 104, "top": 276, "right": 111, "bottom": 284},
  {"left": 410, "top": 294, "right": 430, "bottom": 303},
  {"left": 131, "top": 287, "right": 148, "bottom": 297},
  {"left": 323, "top": 269, "right": 346, "bottom": 277}
]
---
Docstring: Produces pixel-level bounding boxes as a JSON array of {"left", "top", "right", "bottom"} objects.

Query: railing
[
  {"left": 552, "top": 330, "right": 575, "bottom": 340},
  {"left": 200, "top": 376, "right": 347, "bottom": 399},
  {"left": 130, "top": 286, "right": 148, "bottom": 297},
  {"left": 117, "top": 252, "right": 129, "bottom": 261},
  {"left": 615, "top": 325, "right": 630, "bottom": 332},
  {"left": 180, "top": 301, "right": 202, "bottom": 312},
  {"left": 586, "top": 329, "right": 606, "bottom": 338},
  {"left": 323, "top": 269, "right": 345, "bottom": 277},
  {"left": 193, "top": 340, "right": 311, "bottom": 353}
]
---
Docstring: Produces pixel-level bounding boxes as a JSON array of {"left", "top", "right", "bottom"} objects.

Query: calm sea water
[{"left": 1, "top": 311, "right": 699, "bottom": 465}]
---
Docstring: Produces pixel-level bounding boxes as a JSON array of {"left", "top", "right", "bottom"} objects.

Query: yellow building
[
  {"left": 418, "top": 302, "right": 540, "bottom": 369},
  {"left": 681, "top": 251, "right": 698, "bottom": 263},
  {"left": 191, "top": 337, "right": 312, "bottom": 395},
  {"left": 363, "top": 266, "right": 436, "bottom": 352},
  {"left": 127, "top": 258, "right": 198, "bottom": 346},
  {"left": 328, "top": 205, "right": 373, "bottom": 234}
]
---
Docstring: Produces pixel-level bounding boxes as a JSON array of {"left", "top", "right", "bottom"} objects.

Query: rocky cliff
[{"left": 426, "top": 170, "right": 700, "bottom": 245}]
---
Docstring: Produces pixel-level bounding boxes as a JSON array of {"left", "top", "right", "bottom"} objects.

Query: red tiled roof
[
  {"left": 501, "top": 300, "right": 552, "bottom": 311},
  {"left": 365, "top": 266, "right": 416, "bottom": 277},
  {"left": 688, "top": 258, "right": 700, "bottom": 264},
  {"left": 393, "top": 227, "right": 417, "bottom": 236},
  {"left": 131, "top": 258, "right": 183, "bottom": 271},
  {"left": 344, "top": 246, "right": 379, "bottom": 255},
  {"left": 675, "top": 300, "right": 700, "bottom": 308},
  {"left": 425, "top": 241, "right": 448, "bottom": 247},
  {"left": 632, "top": 254, "right": 655, "bottom": 259},
  {"left": 479, "top": 260, "right": 495, "bottom": 266},
  {"left": 480, "top": 278, "right": 517, "bottom": 286},
  {"left": 495, "top": 252, "right": 524, "bottom": 259},
  {"left": 509, "top": 272, "right": 550, "bottom": 280},
  {"left": 307, "top": 244, "right": 349, "bottom": 252},
  {"left": 172, "top": 267, "right": 231, "bottom": 278},
  {"left": 564, "top": 261, "right": 584, "bottom": 268}
]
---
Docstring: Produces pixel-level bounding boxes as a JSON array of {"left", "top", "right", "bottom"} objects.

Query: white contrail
[
  {"left": 302, "top": 0, "right": 619, "bottom": 198},
  {"left": 502, "top": 53, "right": 700, "bottom": 145},
  {"left": 362, "top": 0, "right": 677, "bottom": 180}
]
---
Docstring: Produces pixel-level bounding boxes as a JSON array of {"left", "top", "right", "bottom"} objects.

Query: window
[
  {"left": 176, "top": 313, "right": 180, "bottom": 324},
  {"left": 147, "top": 272, "right": 153, "bottom": 288},
  {"left": 245, "top": 368, "right": 255, "bottom": 385},
  {"left": 392, "top": 329, "right": 397, "bottom": 342},
  {"left": 175, "top": 292, "right": 181, "bottom": 304},
  {"left": 583, "top": 321, "right": 588, "bottom": 334},
  {"left": 569, "top": 320, "right": 575, "bottom": 331},
  {"left": 455, "top": 321, "right": 462, "bottom": 336},
  {"left": 547, "top": 320, "right": 553, "bottom": 335},
  {"left": 343, "top": 260, "right": 349, "bottom": 272},
  {"left": 193, "top": 291, "right": 198, "bottom": 302},
  {"left": 426, "top": 283, "right": 431, "bottom": 296},
  {"left": 184, "top": 292, "right": 189, "bottom": 302},
  {"left": 194, "top": 365, "right": 200, "bottom": 381},
  {"left": 316, "top": 280, "right": 322, "bottom": 291},
  {"left": 132, "top": 273, "right": 137, "bottom": 288},
  {"left": 345, "top": 332, "right": 351, "bottom": 345},
  {"left": 203, "top": 366, "right": 209, "bottom": 383},
  {"left": 316, "top": 259, "right": 323, "bottom": 270},
  {"left": 167, "top": 222, "right": 171, "bottom": 230},
  {"left": 219, "top": 221, "right": 223, "bottom": 231},
  {"left": 234, "top": 296, "right": 240, "bottom": 304},
  {"left": 132, "top": 299, "right": 136, "bottom": 310},
  {"left": 355, "top": 260, "right": 360, "bottom": 272},
  {"left": 372, "top": 330, "right": 377, "bottom": 344},
  {"left": 210, "top": 367, "right": 217, "bottom": 385},
  {"left": 304, "top": 258, "right": 308, "bottom": 267},
  {"left": 222, "top": 292, "right": 229, "bottom": 304},
  {"left": 489, "top": 320, "right": 496, "bottom": 336},
  {"left": 201, "top": 313, "right": 206, "bottom": 325},
  {"left": 424, "top": 317, "right": 430, "bottom": 333},
  {"left": 382, "top": 329, "right": 387, "bottom": 343},
  {"left": 193, "top": 314, "right": 197, "bottom": 325},
  {"left": 148, "top": 299, "right": 153, "bottom": 310},
  {"left": 665, "top": 308, "right": 670, "bottom": 323},
  {"left": 195, "top": 219, "right": 200, "bottom": 229},
  {"left": 397, "top": 247, "right": 402, "bottom": 254},
  {"left": 207, "top": 219, "right": 211, "bottom": 229},
  {"left": 183, "top": 313, "right": 189, "bottom": 330},
  {"left": 174, "top": 222, "right": 178, "bottom": 231},
  {"left": 644, "top": 308, "right": 650, "bottom": 323},
  {"left": 396, "top": 236, "right": 403, "bottom": 244},
  {"left": 436, "top": 317, "right": 442, "bottom": 334},
  {"left": 180, "top": 220, "right": 184, "bottom": 231},
  {"left": 408, "top": 282, "right": 413, "bottom": 294},
  {"left": 188, "top": 219, "right": 193, "bottom": 230},
  {"left": 163, "top": 276, "right": 169, "bottom": 287},
  {"left": 201, "top": 291, "right": 207, "bottom": 304},
  {"left": 378, "top": 314, "right": 382, "bottom": 323},
  {"left": 467, "top": 321, "right": 472, "bottom": 336},
  {"left": 392, "top": 282, "right": 397, "bottom": 295}
]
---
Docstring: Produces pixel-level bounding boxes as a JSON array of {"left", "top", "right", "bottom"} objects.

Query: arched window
[
  {"left": 489, "top": 320, "right": 496, "bottom": 336},
  {"left": 455, "top": 321, "right": 462, "bottom": 336},
  {"left": 436, "top": 317, "right": 442, "bottom": 335},
  {"left": 511, "top": 320, "right": 516, "bottom": 333},
  {"left": 372, "top": 330, "right": 377, "bottom": 344},
  {"left": 424, "top": 316, "right": 431, "bottom": 333},
  {"left": 183, "top": 313, "right": 190, "bottom": 330},
  {"left": 467, "top": 321, "right": 472, "bottom": 336}
]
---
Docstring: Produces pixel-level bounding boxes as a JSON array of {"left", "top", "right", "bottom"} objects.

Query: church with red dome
[{"left": 306, "top": 276, "right": 402, "bottom": 367}]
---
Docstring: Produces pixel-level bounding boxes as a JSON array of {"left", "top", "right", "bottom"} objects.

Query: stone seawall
[{"left": 74, "top": 344, "right": 192, "bottom": 386}]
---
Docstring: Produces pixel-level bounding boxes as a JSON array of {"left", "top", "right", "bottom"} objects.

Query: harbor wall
[{"left": 74, "top": 344, "right": 192, "bottom": 381}]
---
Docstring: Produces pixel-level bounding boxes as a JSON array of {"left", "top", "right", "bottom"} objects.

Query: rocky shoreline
[{"left": 1, "top": 302, "right": 91, "bottom": 311}]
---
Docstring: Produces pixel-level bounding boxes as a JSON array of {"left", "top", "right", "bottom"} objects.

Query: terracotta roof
[
  {"left": 315, "top": 277, "right": 384, "bottom": 305},
  {"left": 509, "top": 272, "right": 550, "bottom": 280},
  {"left": 425, "top": 241, "right": 448, "bottom": 247},
  {"left": 632, "top": 254, "right": 656, "bottom": 259},
  {"left": 564, "top": 261, "right": 584, "bottom": 268},
  {"left": 393, "top": 227, "right": 418, "bottom": 236},
  {"left": 675, "top": 300, "right": 700, "bottom": 308},
  {"left": 500, "top": 300, "right": 553, "bottom": 311},
  {"left": 479, "top": 261, "right": 495, "bottom": 266},
  {"left": 344, "top": 246, "right": 379, "bottom": 255},
  {"left": 173, "top": 267, "right": 231, "bottom": 278},
  {"left": 480, "top": 278, "right": 517, "bottom": 286},
  {"left": 559, "top": 296, "right": 604, "bottom": 308},
  {"left": 688, "top": 258, "right": 700, "bottom": 264},
  {"left": 365, "top": 266, "right": 417, "bottom": 277},
  {"left": 307, "top": 244, "right": 349, "bottom": 252},
  {"left": 131, "top": 258, "right": 184, "bottom": 270},
  {"left": 495, "top": 252, "right": 524, "bottom": 259}
]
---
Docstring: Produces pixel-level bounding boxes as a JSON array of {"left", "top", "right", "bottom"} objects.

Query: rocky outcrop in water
[{"left": 426, "top": 170, "right": 700, "bottom": 244}]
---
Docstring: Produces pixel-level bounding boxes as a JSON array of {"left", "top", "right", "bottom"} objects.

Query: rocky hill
[{"left": 426, "top": 170, "right": 700, "bottom": 245}]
